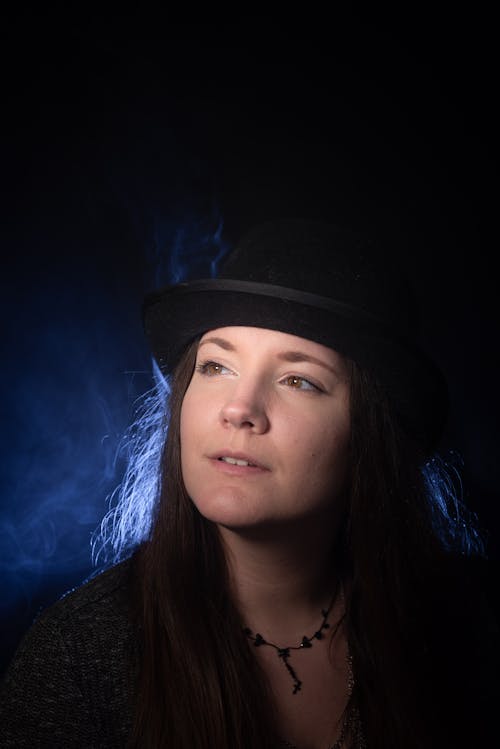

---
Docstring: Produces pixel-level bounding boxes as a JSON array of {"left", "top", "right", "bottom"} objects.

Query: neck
[{"left": 218, "top": 517, "right": 342, "bottom": 642}]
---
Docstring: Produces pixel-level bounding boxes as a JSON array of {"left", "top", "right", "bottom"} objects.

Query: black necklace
[{"left": 243, "top": 589, "right": 338, "bottom": 695}]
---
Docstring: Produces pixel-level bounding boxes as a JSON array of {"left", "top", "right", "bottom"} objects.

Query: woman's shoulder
[
  {"left": 0, "top": 557, "right": 139, "bottom": 748},
  {"left": 28, "top": 556, "right": 139, "bottom": 678},
  {"left": 19, "top": 556, "right": 138, "bottom": 659},
  {"left": 41, "top": 556, "right": 135, "bottom": 629}
]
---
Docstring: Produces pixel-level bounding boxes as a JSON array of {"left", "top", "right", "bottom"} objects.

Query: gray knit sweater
[
  {"left": 2, "top": 556, "right": 498, "bottom": 747},
  {"left": 0, "top": 560, "right": 137, "bottom": 748}
]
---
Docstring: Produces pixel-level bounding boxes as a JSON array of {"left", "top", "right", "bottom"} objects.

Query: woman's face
[{"left": 180, "top": 326, "right": 351, "bottom": 533}]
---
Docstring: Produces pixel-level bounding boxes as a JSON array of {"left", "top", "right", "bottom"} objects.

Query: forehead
[{"left": 198, "top": 326, "right": 347, "bottom": 372}]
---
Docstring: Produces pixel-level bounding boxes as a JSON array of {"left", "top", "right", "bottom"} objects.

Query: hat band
[{"left": 169, "top": 278, "right": 388, "bottom": 328}]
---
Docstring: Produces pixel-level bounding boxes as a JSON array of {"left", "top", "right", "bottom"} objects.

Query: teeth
[{"left": 220, "top": 457, "right": 252, "bottom": 466}]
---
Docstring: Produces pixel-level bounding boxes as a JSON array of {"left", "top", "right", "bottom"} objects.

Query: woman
[{"left": 1, "top": 219, "right": 496, "bottom": 748}]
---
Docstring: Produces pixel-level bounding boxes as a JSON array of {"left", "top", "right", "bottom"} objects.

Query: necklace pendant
[{"left": 292, "top": 679, "right": 302, "bottom": 694}]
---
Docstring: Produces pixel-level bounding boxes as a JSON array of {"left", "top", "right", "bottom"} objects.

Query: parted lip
[{"left": 208, "top": 450, "right": 269, "bottom": 470}]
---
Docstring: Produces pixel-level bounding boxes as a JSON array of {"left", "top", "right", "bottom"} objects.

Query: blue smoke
[
  {"left": 0, "top": 216, "right": 230, "bottom": 669},
  {"left": 0, "top": 280, "right": 147, "bottom": 615},
  {"left": 150, "top": 215, "right": 228, "bottom": 286}
]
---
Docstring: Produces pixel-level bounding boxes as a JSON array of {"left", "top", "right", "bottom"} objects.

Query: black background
[{"left": 1, "top": 18, "right": 498, "bottom": 672}]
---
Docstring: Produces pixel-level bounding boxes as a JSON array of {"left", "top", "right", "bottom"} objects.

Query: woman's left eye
[{"left": 281, "top": 375, "right": 320, "bottom": 392}]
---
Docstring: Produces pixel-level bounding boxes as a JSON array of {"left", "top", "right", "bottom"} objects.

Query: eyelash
[
  {"left": 196, "top": 360, "right": 230, "bottom": 377},
  {"left": 196, "top": 360, "right": 322, "bottom": 392},
  {"left": 280, "top": 375, "right": 321, "bottom": 392}
]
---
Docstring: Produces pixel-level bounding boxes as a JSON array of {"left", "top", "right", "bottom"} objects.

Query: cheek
[
  {"left": 180, "top": 388, "right": 203, "bottom": 441},
  {"left": 179, "top": 394, "right": 200, "bottom": 474},
  {"left": 180, "top": 389, "right": 219, "bottom": 481},
  {"left": 302, "top": 419, "right": 351, "bottom": 492}
]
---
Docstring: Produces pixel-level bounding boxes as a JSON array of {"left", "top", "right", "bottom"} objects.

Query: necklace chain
[
  {"left": 243, "top": 586, "right": 339, "bottom": 695},
  {"left": 242, "top": 585, "right": 367, "bottom": 748}
]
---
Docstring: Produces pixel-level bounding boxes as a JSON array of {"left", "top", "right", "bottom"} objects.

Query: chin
[
  {"left": 191, "top": 498, "right": 264, "bottom": 529},
  {"left": 191, "top": 500, "right": 312, "bottom": 542}
]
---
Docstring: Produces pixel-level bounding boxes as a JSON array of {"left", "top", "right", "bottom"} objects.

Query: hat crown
[{"left": 220, "top": 220, "right": 418, "bottom": 338}]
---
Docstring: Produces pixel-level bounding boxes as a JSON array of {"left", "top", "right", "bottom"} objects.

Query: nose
[{"left": 219, "top": 390, "right": 270, "bottom": 434}]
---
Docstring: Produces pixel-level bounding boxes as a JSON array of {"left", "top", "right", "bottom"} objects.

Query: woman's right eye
[{"left": 196, "top": 361, "right": 229, "bottom": 376}]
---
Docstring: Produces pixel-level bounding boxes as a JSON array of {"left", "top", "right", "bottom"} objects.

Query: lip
[{"left": 207, "top": 450, "right": 269, "bottom": 473}]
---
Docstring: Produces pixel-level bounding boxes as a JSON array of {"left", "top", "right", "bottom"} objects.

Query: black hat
[{"left": 143, "top": 219, "right": 448, "bottom": 453}]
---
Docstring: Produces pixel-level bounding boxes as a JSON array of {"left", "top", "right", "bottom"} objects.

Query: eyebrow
[
  {"left": 198, "top": 336, "right": 236, "bottom": 351},
  {"left": 198, "top": 337, "right": 340, "bottom": 376},
  {"left": 277, "top": 350, "right": 339, "bottom": 375}
]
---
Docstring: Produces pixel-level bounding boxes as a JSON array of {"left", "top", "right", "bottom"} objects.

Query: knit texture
[
  {"left": 1, "top": 554, "right": 498, "bottom": 747},
  {"left": 0, "top": 559, "right": 137, "bottom": 748}
]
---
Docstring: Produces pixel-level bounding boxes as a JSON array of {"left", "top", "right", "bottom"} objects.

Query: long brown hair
[
  {"left": 130, "top": 341, "right": 277, "bottom": 748},
  {"left": 130, "top": 340, "right": 485, "bottom": 748}
]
